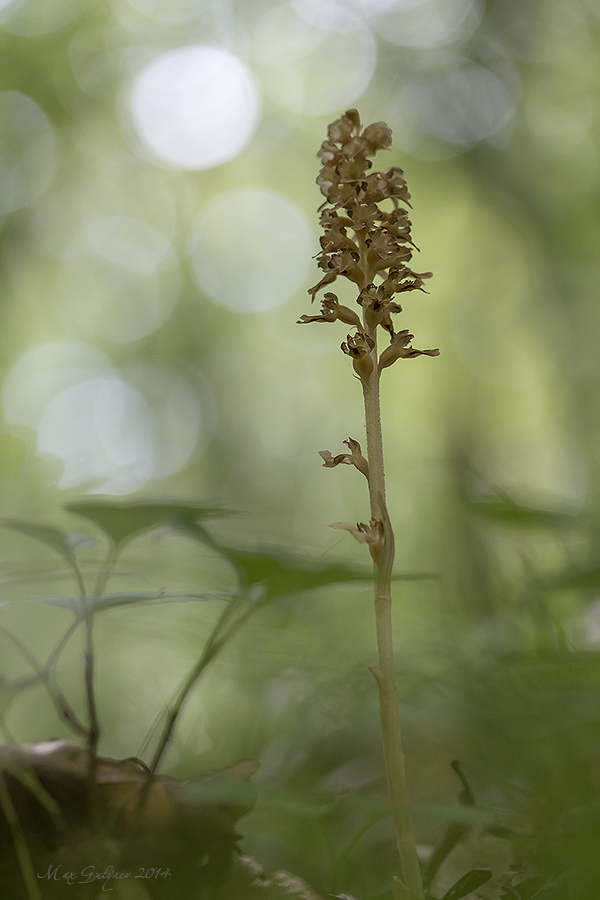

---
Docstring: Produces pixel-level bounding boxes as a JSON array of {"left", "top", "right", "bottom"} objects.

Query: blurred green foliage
[{"left": 1, "top": 0, "right": 600, "bottom": 897}]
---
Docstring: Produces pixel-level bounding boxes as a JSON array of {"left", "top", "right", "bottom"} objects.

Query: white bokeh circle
[
  {"left": 254, "top": 4, "right": 376, "bottom": 115},
  {"left": 404, "top": 60, "right": 516, "bottom": 149},
  {"left": 363, "top": 0, "right": 481, "bottom": 48},
  {"left": 129, "top": 45, "right": 260, "bottom": 170},
  {"left": 37, "top": 377, "right": 157, "bottom": 493},
  {"left": 0, "top": 0, "right": 90, "bottom": 35},
  {"left": 0, "top": 92, "right": 56, "bottom": 214},
  {"left": 2, "top": 342, "right": 204, "bottom": 494},
  {"left": 60, "top": 216, "right": 179, "bottom": 343},
  {"left": 188, "top": 187, "right": 314, "bottom": 313}
]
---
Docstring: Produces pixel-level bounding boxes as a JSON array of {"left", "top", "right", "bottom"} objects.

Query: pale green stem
[
  {"left": 362, "top": 323, "right": 424, "bottom": 900},
  {"left": 362, "top": 359, "right": 385, "bottom": 521}
]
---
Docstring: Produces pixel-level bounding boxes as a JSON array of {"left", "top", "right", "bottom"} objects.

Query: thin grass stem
[
  {"left": 0, "top": 771, "right": 43, "bottom": 900},
  {"left": 0, "top": 625, "right": 87, "bottom": 738},
  {"left": 148, "top": 592, "right": 249, "bottom": 773}
]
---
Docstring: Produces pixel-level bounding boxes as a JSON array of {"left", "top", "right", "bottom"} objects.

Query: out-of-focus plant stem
[{"left": 148, "top": 591, "right": 258, "bottom": 774}]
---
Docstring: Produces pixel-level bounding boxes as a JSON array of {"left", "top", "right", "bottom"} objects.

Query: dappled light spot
[
  {"left": 0, "top": 0, "right": 90, "bottom": 35},
  {"left": 234, "top": 2, "right": 322, "bottom": 63},
  {"left": 128, "top": 46, "right": 260, "bottom": 170},
  {"left": 350, "top": 0, "right": 401, "bottom": 13},
  {"left": 405, "top": 60, "right": 516, "bottom": 148},
  {"left": 2, "top": 341, "right": 115, "bottom": 428},
  {"left": 290, "top": 0, "right": 377, "bottom": 33},
  {"left": 291, "top": 0, "right": 480, "bottom": 47},
  {"left": 472, "top": 434, "right": 588, "bottom": 512},
  {"left": 124, "top": 0, "right": 210, "bottom": 23},
  {"left": 379, "top": 58, "right": 516, "bottom": 157},
  {"left": 60, "top": 217, "right": 179, "bottom": 342},
  {"left": 0, "top": 92, "right": 56, "bottom": 215},
  {"left": 80, "top": 167, "right": 179, "bottom": 239},
  {"left": 257, "top": 7, "right": 376, "bottom": 114},
  {"left": 121, "top": 364, "right": 206, "bottom": 478},
  {"left": 31, "top": 163, "right": 179, "bottom": 264},
  {"left": 525, "top": 88, "right": 594, "bottom": 157},
  {"left": 582, "top": 600, "right": 600, "bottom": 646},
  {"left": 365, "top": 0, "right": 481, "bottom": 48},
  {"left": 37, "top": 378, "right": 157, "bottom": 494},
  {"left": 2, "top": 343, "right": 205, "bottom": 494},
  {"left": 82, "top": 216, "right": 173, "bottom": 275},
  {"left": 188, "top": 187, "right": 313, "bottom": 313}
]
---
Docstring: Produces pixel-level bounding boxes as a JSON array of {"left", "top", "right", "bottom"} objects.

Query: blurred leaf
[
  {"left": 64, "top": 499, "right": 226, "bottom": 550},
  {"left": 482, "top": 650, "right": 600, "bottom": 696},
  {"left": 89, "top": 590, "right": 230, "bottom": 612},
  {"left": 310, "top": 791, "right": 498, "bottom": 826},
  {"left": 178, "top": 523, "right": 436, "bottom": 598},
  {"left": 30, "top": 591, "right": 229, "bottom": 616},
  {"left": 182, "top": 777, "right": 259, "bottom": 809},
  {"left": 539, "top": 564, "right": 600, "bottom": 592},
  {"left": 470, "top": 497, "right": 580, "bottom": 530},
  {"left": 502, "top": 876, "right": 549, "bottom": 899},
  {"left": 440, "top": 868, "right": 492, "bottom": 900},
  {"left": 412, "top": 801, "right": 498, "bottom": 827},
  {"left": 204, "top": 545, "right": 371, "bottom": 600},
  {"left": 392, "top": 571, "right": 438, "bottom": 582},
  {"left": 220, "top": 547, "right": 372, "bottom": 598},
  {"left": 183, "top": 780, "right": 332, "bottom": 818},
  {"left": 393, "top": 878, "right": 412, "bottom": 900},
  {"left": 0, "top": 519, "right": 93, "bottom": 562},
  {"left": 27, "top": 595, "right": 83, "bottom": 615},
  {"left": 182, "top": 781, "right": 499, "bottom": 828}
]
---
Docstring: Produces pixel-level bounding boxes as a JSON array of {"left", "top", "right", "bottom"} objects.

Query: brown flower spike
[{"left": 297, "top": 108, "right": 439, "bottom": 370}]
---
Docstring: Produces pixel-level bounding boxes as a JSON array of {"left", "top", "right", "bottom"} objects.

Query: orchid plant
[{"left": 298, "top": 108, "right": 439, "bottom": 900}]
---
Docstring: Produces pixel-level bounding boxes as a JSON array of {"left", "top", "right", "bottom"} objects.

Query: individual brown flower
[
  {"left": 357, "top": 283, "right": 398, "bottom": 332},
  {"left": 343, "top": 437, "right": 369, "bottom": 479},
  {"left": 315, "top": 247, "right": 361, "bottom": 284},
  {"left": 378, "top": 330, "right": 440, "bottom": 371},
  {"left": 329, "top": 517, "right": 387, "bottom": 567},
  {"left": 298, "top": 292, "right": 362, "bottom": 328},
  {"left": 326, "top": 107, "right": 361, "bottom": 144},
  {"left": 318, "top": 437, "right": 369, "bottom": 480},
  {"left": 341, "top": 332, "right": 375, "bottom": 381}
]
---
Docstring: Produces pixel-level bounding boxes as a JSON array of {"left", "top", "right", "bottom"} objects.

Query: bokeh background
[{"left": 1, "top": 0, "right": 600, "bottom": 897}]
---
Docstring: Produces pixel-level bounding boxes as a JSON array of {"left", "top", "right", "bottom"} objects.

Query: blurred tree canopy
[{"left": 1, "top": 0, "right": 600, "bottom": 897}]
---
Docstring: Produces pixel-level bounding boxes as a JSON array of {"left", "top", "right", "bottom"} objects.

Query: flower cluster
[{"left": 298, "top": 108, "right": 438, "bottom": 376}]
